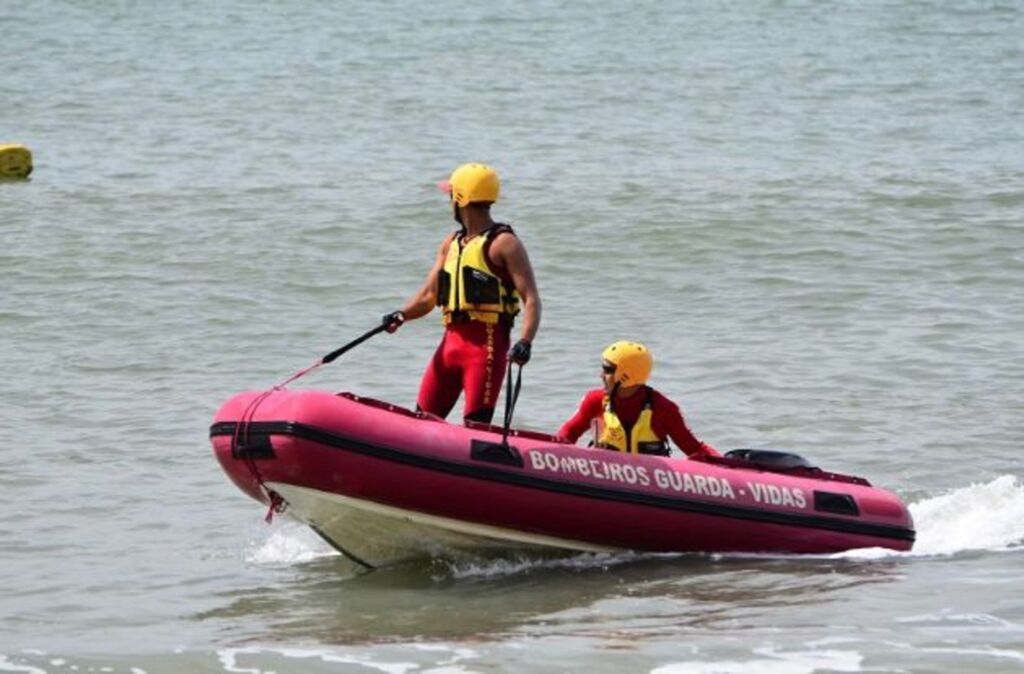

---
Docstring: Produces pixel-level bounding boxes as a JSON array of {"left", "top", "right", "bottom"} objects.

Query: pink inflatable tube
[{"left": 210, "top": 390, "right": 914, "bottom": 568}]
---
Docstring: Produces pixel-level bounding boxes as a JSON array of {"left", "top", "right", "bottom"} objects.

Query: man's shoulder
[
  {"left": 649, "top": 388, "right": 683, "bottom": 414},
  {"left": 486, "top": 224, "right": 531, "bottom": 272},
  {"left": 439, "top": 229, "right": 459, "bottom": 252},
  {"left": 580, "top": 388, "right": 605, "bottom": 408},
  {"left": 488, "top": 223, "right": 523, "bottom": 247}
]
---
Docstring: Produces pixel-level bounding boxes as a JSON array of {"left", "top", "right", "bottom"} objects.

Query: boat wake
[
  {"left": 246, "top": 524, "right": 338, "bottom": 565},
  {"left": 836, "top": 474, "right": 1024, "bottom": 559},
  {"left": 438, "top": 550, "right": 680, "bottom": 580},
  {"left": 245, "top": 475, "right": 1024, "bottom": 571}
]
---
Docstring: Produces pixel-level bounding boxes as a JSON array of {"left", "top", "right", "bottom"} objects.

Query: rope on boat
[
  {"left": 229, "top": 323, "right": 387, "bottom": 524},
  {"left": 230, "top": 359, "right": 326, "bottom": 523}
]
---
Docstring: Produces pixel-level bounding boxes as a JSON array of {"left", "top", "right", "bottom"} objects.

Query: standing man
[{"left": 383, "top": 163, "right": 542, "bottom": 424}]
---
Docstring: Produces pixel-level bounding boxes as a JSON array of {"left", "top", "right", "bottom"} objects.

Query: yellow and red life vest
[
  {"left": 437, "top": 225, "right": 521, "bottom": 326},
  {"left": 595, "top": 387, "right": 670, "bottom": 456}
]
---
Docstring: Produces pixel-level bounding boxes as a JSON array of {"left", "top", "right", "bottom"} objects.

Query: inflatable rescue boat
[{"left": 210, "top": 389, "right": 915, "bottom": 568}]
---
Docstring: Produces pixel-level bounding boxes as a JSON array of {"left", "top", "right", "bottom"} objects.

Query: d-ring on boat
[{"left": 210, "top": 388, "right": 915, "bottom": 568}]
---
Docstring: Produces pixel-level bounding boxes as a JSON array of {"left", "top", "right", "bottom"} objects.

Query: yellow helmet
[
  {"left": 602, "top": 341, "right": 653, "bottom": 387},
  {"left": 0, "top": 144, "right": 33, "bottom": 179},
  {"left": 439, "top": 163, "right": 500, "bottom": 207}
]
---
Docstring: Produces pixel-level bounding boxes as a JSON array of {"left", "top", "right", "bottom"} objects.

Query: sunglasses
[{"left": 601, "top": 363, "right": 616, "bottom": 375}]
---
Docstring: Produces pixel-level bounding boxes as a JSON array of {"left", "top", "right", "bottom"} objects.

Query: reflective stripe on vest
[
  {"left": 436, "top": 224, "right": 521, "bottom": 325},
  {"left": 597, "top": 387, "right": 669, "bottom": 455}
]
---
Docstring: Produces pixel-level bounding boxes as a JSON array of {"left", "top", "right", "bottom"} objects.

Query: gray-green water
[{"left": 3, "top": 1, "right": 1023, "bottom": 672}]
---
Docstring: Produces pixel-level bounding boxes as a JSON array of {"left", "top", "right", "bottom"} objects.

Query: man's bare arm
[
  {"left": 398, "top": 233, "right": 454, "bottom": 321},
  {"left": 492, "top": 234, "right": 542, "bottom": 344}
]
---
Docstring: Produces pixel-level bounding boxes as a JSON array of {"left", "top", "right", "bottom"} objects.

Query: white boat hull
[{"left": 270, "top": 482, "right": 620, "bottom": 568}]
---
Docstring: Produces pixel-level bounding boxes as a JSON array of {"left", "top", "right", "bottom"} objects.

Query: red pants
[{"left": 417, "top": 320, "right": 510, "bottom": 423}]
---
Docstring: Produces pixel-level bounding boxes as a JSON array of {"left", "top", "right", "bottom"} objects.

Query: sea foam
[
  {"left": 246, "top": 476, "right": 1024, "bottom": 567},
  {"left": 838, "top": 474, "right": 1024, "bottom": 559}
]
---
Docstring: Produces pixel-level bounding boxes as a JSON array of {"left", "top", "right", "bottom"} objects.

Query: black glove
[
  {"left": 509, "top": 339, "right": 532, "bottom": 365},
  {"left": 382, "top": 311, "right": 406, "bottom": 333}
]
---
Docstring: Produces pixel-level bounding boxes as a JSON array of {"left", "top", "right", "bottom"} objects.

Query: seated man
[{"left": 557, "top": 341, "right": 720, "bottom": 459}]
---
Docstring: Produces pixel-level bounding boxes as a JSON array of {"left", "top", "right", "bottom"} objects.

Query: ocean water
[{"left": 2, "top": 0, "right": 1023, "bottom": 672}]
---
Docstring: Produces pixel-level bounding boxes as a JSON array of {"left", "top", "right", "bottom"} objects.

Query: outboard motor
[{"left": 725, "top": 449, "right": 814, "bottom": 471}]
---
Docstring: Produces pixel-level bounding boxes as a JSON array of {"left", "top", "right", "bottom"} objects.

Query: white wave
[
  {"left": 245, "top": 523, "right": 337, "bottom": 565},
  {"left": 217, "top": 644, "right": 486, "bottom": 674},
  {"left": 444, "top": 550, "right": 679, "bottom": 580},
  {"left": 651, "top": 647, "right": 863, "bottom": 674},
  {"left": 903, "top": 647, "right": 1024, "bottom": 664},
  {"left": 219, "top": 647, "right": 418, "bottom": 674},
  {"left": 837, "top": 474, "right": 1024, "bottom": 559},
  {"left": 0, "top": 655, "right": 48, "bottom": 674}
]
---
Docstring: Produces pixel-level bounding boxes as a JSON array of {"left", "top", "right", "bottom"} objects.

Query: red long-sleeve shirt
[{"left": 557, "top": 388, "right": 720, "bottom": 459}]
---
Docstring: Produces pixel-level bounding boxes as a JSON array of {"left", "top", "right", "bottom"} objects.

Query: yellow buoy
[{"left": 0, "top": 144, "right": 33, "bottom": 179}]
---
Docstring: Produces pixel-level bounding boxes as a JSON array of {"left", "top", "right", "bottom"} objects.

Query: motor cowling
[{"left": 725, "top": 449, "right": 814, "bottom": 470}]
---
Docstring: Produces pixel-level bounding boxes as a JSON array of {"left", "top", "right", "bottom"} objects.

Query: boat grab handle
[{"left": 470, "top": 439, "right": 523, "bottom": 467}]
